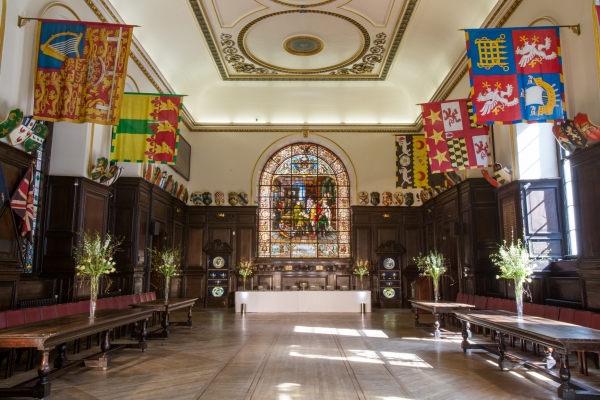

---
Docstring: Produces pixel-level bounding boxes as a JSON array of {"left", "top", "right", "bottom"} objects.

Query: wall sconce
[
  {"left": 382, "top": 214, "right": 390, "bottom": 218},
  {"left": 315, "top": 265, "right": 324, "bottom": 271},
  {"left": 217, "top": 213, "right": 225, "bottom": 218},
  {"left": 284, "top": 265, "right": 293, "bottom": 271}
]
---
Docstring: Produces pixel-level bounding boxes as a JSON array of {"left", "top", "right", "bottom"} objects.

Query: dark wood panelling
[
  {"left": 187, "top": 228, "right": 204, "bottom": 267},
  {"left": 237, "top": 228, "right": 254, "bottom": 260}
]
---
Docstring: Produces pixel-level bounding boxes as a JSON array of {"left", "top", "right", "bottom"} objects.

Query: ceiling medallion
[
  {"left": 239, "top": 10, "right": 369, "bottom": 74},
  {"left": 270, "top": 0, "right": 336, "bottom": 7},
  {"left": 283, "top": 36, "right": 324, "bottom": 56},
  {"left": 220, "top": 34, "right": 278, "bottom": 74},
  {"left": 331, "top": 33, "right": 387, "bottom": 75}
]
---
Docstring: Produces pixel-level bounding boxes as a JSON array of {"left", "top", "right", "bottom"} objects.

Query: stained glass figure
[{"left": 258, "top": 143, "right": 350, "bottom": 258}]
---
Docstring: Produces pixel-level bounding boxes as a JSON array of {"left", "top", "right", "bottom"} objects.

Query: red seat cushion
[
  {"left": 23, "top": 308, "right": 42, "bottom": 323},
  {"left": 40, "top": 306, "right": 58, "bottom": 320},
  {"left": 150, "top": 292, "right": 156, "bottom": 301},
  {"left": 522, "top": 302, "right": 534, "bottom": 315},
  {"left": 474, "top": 296, "right": 487, "bottom": 309},
  {"left": 456, "top": 293, "right": 464, "bottom": 303},
  {"left": 532, "top": 304, "right": 546, "bottom": 318},
  {"left": 559, "top": 308, "right": 576, "bottom": 324},
  {"left": 117, "top": 297, "right": 129, "bottom": 309},
  {"left": 56, "top": 304, "right": 70, "bottom": 317},
  {"left": 106, "top": 298, "right": 119, "bottom": 309},
  {"left": 574, "top": 310, "right": 593, "bottom": 327},
  {"left": 6, "top": 310, "right": 25, "bottom": 327},
  {"left": 545, "top": 306, "right": 560, "bottom": 320},
  {"left": 0, "top": 312, "right": 7, "bottom": 329},
  {"left": 500, "top": 299, "right": 512, "bottom": 311},
  {"left": 132, "top": 294, "right": 141, "bottom": 304},
  {"left": 466, "top": 294, "right": 475, "bottom": 305},
  {"left": 79, "top": 300, "right": 91, "bottom": 314},
  {"left": 141, "top": 293, "right": 150, "bottom": 302},
  {"left": 591, "top": 313, "right": 600, "bottom": 330},
  {"left": 485, "top": 297, "right": 496, "bottom": 310}
]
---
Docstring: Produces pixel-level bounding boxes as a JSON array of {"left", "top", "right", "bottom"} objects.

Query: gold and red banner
[
  {"left": 422, "top": 99, "right": 492, "bottom": 174},
  {"left": 111, "top": 93, "right": 183, "bottom": 165},
  {"left": 33, "top": 19, "right": 134, "bottom": 125}
]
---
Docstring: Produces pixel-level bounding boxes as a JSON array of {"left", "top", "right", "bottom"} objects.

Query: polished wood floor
[{"left": 2, "top": 308, "right": 600, "bottom": 399}]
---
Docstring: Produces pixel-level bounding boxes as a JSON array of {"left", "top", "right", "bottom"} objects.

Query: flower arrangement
[
  {"left": 490, "top": 238, "right": 535, "bottom": 317},
  {"left": 236, "top": 258, "right": 255, "bottom": 290},
  {"left": 414, "top": 250, "right": 447, "bottom": 302},
  {"left": 150, "top": 247, "right": 181, "bottom": 304},
  {"left": 353, "top": 258, "right": 371, "bottom": 290},
  {"left": 73, "top": 231, "right": 121, "bottom": 318}
]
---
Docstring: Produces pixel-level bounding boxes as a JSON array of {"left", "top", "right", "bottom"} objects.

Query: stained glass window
[{"left": 258, "top": 143, "right": 350, "bottom": 258}]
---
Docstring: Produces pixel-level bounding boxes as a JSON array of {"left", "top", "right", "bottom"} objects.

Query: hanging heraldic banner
[
  {"left": 396, "top": 135, "right": 429, "bottom": 188},
  {"left": 465, "top": 26, "right": 566, "bottom": 124},
  {"left": 421, "top": 99, "right": 492, "bottom": 174},
  {"left": 111, "top": 93, "right": 184, "bottom": 165},
  {"left": 33, "top": 19, "right": 134, "bottom": 125}
]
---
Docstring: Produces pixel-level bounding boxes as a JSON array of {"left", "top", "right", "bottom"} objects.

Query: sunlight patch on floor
[
  {"left": 294, "top": 326, "right": 388, "bottom": 338},
  {"left": 289, "top": 349, "right": 432, "bottom": 368}
]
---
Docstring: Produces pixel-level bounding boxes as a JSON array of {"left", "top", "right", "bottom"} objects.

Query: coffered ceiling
[{"left": 95, "top": 0, "right": 513, "bottom": 127}]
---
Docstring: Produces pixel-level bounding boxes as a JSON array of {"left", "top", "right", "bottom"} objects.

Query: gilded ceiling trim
[
  {"left": 189, "top": 0, "right": 418, "bottom": 81},
  {"left": 330, "top": 33, "right": 386, "bottom": 75},
  {"left": 221, "top": 33, "right": 278, "bottom": 74},
  {"left": 238, "top": 10, "right": 370, "bottom": 74},
  {"left": 270, "top": 0, "right": 336, "bottom": 7},
  {"left": 187, "top": 126, "right": 421, "bottom": 133},
  {"left": 432, "top": 0, "right": 523, "bottom": 105}
]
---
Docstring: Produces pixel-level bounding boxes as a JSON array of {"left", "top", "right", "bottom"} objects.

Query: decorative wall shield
[
  {"left": 23, "top": 123, "right": 48, "bottom": 152},
  {"left": 172, "top": 181, "right": 179, "bottom": 196},
  {"left": 370, "top": 192, "right": 380, "bottom": 206},
  {"left": 0, "top": 108, "right": 23, "bottom": 139},
  {"left": 9, "top": 116, "right": 36, "bottom": 145},
  {"left": 574, "top": 113, "right": 600, "bottom": 141},
  {"left": 164, "top": 175, "right": 174, "bottom": 193},
  {"left": 202, "top": 192, "right": 213, "bottom": 206},
  {"left": 228, "top": 192, "right": 238, "bottom": 206},
  {"left": 358, "top": 191, "right": 369, "bottom": 205},
  {"left": 150, "top": 166, "right": 161, "bottom": 184},
  {"left": 191, "top": 191, "right": 203, "bottom": 205},
  {"left": 238, "top": 192, "right": 249, "bottom": 205},
  {"left": 144, "top": 164, "right": 152, "bottom": 181},
  {"left": 404, "top": 192, "right": 414, "bottom": 207},
  {"left": 382, "top": 192, "right": 392, "bottom": 206},
  {"left": 176, "top": 184, "right": 185, "bottom": 199},
  {"left": 393, "top": 192, "right": 403, "bottom": 206},
  {"left": 420, "top": 189, "right": 430, "bottom": 203},
  {"left": 215, "top": 191, "right": 225, "bottom": 205},
  {"left": 182, "top": 188, "right": 189, "bottom": 203},
  {"left": 90, "top": 157, "right": 108, "bottom": 181}
]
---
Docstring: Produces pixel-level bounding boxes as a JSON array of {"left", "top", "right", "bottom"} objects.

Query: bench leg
[
  {"left": 558, "top": 353, "right": 575, "bottom": 399},
  {"left": 54, "top": 343, "right": 67, "bottom": 369},
  {"left": 187, "top": 306, "right": 193, "bottom": 327},
  {"left": 31, "top": 349, "right": 51, "bottom": 399}
]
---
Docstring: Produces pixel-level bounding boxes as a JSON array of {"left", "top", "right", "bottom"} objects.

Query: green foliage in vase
[
  {"left": 413, "top": 250, "right": 447, "bottom": 284},
  {"left": 150, "top": 247, "right": 181, "bottom": 278},
  {"left": 74, "top": 231, "right": 120, "bottom": 280},
  {"left": 236, "top": 258, "right": 255, "bottom": 278},
  {"left": 490, "top": 239, "right": 534, "bottom": 285},
  {"left": 353, "top": 258, "right": 371, "bottom": 281}
]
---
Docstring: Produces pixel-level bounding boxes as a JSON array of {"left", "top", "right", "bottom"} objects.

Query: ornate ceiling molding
[
  {"left": 185, "top": 123, "right": 421, "bottom": 133},
  {"left": 189, "top": 0, "right": 419, "bottom": 81},
  {"left": 330, "top": 33, "right": 386, "bottom": 75},
  {"left": 239, "top": 10, "right": 370, "bottom": 74},
  {"left": 220, "top": 33, "right": 278, "bottom": 74}
]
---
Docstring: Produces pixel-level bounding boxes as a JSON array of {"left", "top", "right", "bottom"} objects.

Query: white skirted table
[{"left": 235, "top": 291, "right": 371, "bottom": 313}]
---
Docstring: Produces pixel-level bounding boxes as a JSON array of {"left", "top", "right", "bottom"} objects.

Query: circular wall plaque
[
  {"left": 383, "top": 258, "right": 395, "bottom": 269},
  {"left": 213, "top": 256, "right": 225, "bottom": 268},
  {"left": 284, "top": 36, "right": 324, "bottom": 56},
  {"left": 383, "top": 288, "right": 396, "bottom": 299},
  {"left": 212, "top": 287, "right": 225, "bottom": 297}
]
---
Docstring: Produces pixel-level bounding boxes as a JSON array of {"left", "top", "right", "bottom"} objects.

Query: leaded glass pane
[{"left": 258, "top": 143, "right": 351, "bottom": 258}]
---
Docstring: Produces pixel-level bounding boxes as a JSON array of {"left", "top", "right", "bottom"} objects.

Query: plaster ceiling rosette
[{"left": 189, "top": 0, "right": 418, "bottom": 80}]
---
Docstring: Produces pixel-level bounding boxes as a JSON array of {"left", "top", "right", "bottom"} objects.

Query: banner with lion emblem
[
  {"left": 465, "top": 27, "right": 566, "bottom": 124},
  {"left": 111, "top": 93, "right": 184, "bottom": 165},
  {"left": 421, "top": 99, "right": 492, "bottom": 174}
]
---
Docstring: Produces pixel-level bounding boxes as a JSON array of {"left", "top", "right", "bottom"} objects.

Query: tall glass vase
[
  {"left": 514, "top": 280, "right": 524, "bottom": 318},
  {"left": 89, "top": 277, "right": 98, "bottom": 319},
  {"left": 360, "top": 276, "right": 364, "bottom": 291},
  {"left": 164, "top": 276, "right": 170, "bottom": 305},
  {"left": 243, "top": 276, "right": 246, "bottom": 291},
  {"left": 433, "top": 279, "right": 439, "bottom": 303}
]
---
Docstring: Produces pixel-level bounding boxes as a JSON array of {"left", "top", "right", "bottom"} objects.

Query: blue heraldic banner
[{"left": 465, "top": 27, "right": 567, "bottom": 125}]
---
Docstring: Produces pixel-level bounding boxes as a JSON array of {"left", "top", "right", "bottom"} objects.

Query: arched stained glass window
[{"left": 258, "top": 143, "right": 351, "bottom": 258}]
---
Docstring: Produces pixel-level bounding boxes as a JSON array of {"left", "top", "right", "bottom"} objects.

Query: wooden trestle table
[
  {"left": 409, "top": 300, "right": 475, "bottom": 338},
  {"left": 455, "top": 310, "right": 600, "bottom": 400},
  {"left": 0, "top": 308, "right": 155, "bottom": 399},
  {"left": 130, "top": 297, "right": 197, "bottom": 339}
]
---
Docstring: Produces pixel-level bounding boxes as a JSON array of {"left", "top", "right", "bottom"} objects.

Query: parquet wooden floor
[{"left": 1, "top": 309, "right": 599, "bottom": 399}]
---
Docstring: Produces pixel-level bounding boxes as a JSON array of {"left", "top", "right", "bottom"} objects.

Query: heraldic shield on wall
[{"left": 258, "top": 143, "right": 350, "bottom": 259}]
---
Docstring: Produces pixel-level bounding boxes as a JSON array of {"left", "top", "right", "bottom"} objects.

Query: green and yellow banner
[{"left": 111, "top": 93, "right": 183, "bottom": 164}]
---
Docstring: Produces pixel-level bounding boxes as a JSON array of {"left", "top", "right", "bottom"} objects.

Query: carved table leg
[
  {"left": 433, "top": 312, "right": 441, "bottom": 338},
  {"left": 162, "top": 310, "right": 170, "bottom": 339},
  {"left": 439, "top": 313, "right": 446, "bottom": 329},
  {"left": 413, "top": 308, "right": 420, "bottom": 327},
  {"left": 53, "top": 343, "right": 67, "bottom": 369},
  {"left": 131, "top": 320, "right": 139, "bottom": 340},
  {"left": 139, "top": 318, "right": 148, "bottom": 352},
  {"left": 461, "top": 321, "right": 471, "bottom": 352},
  {"left": 32, "top": 349, "right": 51, "bottom": 399},
  {"left": 558, "top": 353, "right": 575, "bottom": 399},
  {"left": 543, "top": 347, "right": 556, "bottom": 369},
  {"left": 187, "top": 305, "right": 193, "bottom": 327},
  {"left": 497, "top": 333, "right": 510, "bottom": 370}
]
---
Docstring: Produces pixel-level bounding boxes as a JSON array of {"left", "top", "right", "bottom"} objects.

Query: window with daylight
[{"left": 258, "top": 143, "right": 350, "bottom": 258}]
